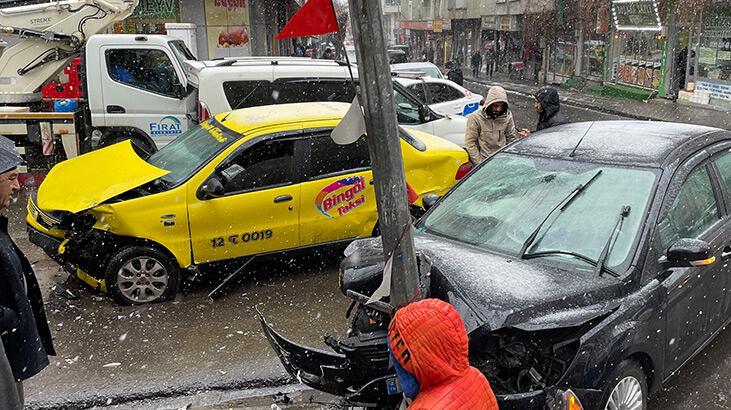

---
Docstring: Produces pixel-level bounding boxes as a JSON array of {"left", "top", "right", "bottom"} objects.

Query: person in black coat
[
  {"left": 446, "top": 61, "right": 464, "bottom": 86},
  {"left": 533, "top": 85, "right": 569, "bottom": 131},
  {"left": 0, "top": 136, "right": 55, "bottom": 406}
]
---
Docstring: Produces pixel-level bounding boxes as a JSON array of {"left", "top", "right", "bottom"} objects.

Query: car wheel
[
  {"left": 105, "top": 246, "right": 180, "bottom": 305},
  {"left": 600, "top": 360, "right": 648, "bottom": 410}
]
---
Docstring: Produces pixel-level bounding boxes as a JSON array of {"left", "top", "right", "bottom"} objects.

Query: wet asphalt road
[{"left": 8, "top": 91, "right": 730, "bottom": 409}]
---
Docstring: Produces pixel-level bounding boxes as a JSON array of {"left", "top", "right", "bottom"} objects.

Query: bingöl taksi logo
[{"left": 315, "top": 176, "right": 367, "bottom": 218}]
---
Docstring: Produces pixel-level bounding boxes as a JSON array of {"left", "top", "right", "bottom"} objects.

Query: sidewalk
[{"left": 461, "top": 72, "right": 731, "bottom": 130}]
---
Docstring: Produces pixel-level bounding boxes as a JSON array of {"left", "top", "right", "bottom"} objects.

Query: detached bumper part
[{"left": 257, "top": 310, "right": 395, "bottom": 406}]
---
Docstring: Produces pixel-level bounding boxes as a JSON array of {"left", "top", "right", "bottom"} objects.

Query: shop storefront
[
  {"left": 691, "top": 1, "right": 731, "bottom": 107},
  {"left": 204, "top": 0, "right": 252, "bottom": 58},
  {"left": 608, "top": 0, "right": 667, "bottom": 92},
  {"left": 547, "top": 34, "right": 577, "bottom": 83},
  {"left": 114, "top": 0, "right": 179, "bottom": 34},
  {"left": 581, "top": 6, "right": 610, "bottom": 81}
]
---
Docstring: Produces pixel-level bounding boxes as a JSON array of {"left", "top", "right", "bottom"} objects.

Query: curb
[{"left": 27, "top": 375, "right": 294, "bottom": 410}]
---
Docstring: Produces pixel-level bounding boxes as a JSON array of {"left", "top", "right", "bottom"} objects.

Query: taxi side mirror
[
  {"left": 202, "top": 177, "right": 224, "bottom": 199},
  {"left": 419, "top": 105, "right": 432, "bottom": 122},
  {"left": 665, "top": 238, "right": 714, "bottom": 268}
]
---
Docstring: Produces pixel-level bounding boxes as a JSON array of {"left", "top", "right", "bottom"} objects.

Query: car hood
[
  {"left": 37, "top": 141, "right": 169, "bottom": 213},
  {"left": 345, "top": 231, "right": 625, "bottom": 333}
]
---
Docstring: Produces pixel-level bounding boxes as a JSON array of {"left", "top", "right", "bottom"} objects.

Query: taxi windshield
[
  {"left": 147, "top": 121, "right": 239, "bottom": 185},
  {"left": 420, "top": 153, "right": 658, "bottom": 272}
]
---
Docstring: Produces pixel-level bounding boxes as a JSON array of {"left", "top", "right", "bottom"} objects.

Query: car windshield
[
  {"left": 147, "top": 121, "right": 238, "bottom": 185},
  {"left": 420, "top": 153, "right": 658, "bottom": 271}
]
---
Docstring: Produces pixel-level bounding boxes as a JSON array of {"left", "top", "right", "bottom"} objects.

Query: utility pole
[{"left": 347, "top": 0, "right": 419, "bottom": 307}]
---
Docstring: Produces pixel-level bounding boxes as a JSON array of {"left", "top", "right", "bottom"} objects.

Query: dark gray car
[{"left": 261, "top": 121, "right": 731, "bottom": 409}]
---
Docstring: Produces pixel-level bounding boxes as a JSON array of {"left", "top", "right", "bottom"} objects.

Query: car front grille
[{"left": 28, "top": 194, "right": 62, "bottom": 229}]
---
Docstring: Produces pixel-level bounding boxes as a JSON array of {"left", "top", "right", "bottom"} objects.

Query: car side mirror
[
  {"left": 202, "top": 177, "right": 224, "bottom": 199},
  {"left": 664, "top": 238, "right": 715, "bottom": 268},
  {"left": 422, "top": 194, "right": 440, "bottom": 210}
]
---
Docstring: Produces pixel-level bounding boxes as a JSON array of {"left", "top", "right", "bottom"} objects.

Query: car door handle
[
  {"left": 273, "top": 195, "right": 293, "bottom": 203},
  {"left": 106, "top": 105, "right": 126, "bottom": 114}
]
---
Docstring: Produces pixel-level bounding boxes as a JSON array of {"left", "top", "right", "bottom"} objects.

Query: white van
[{"left": 185, "top": 58, "right": 468, "bottom": 146}]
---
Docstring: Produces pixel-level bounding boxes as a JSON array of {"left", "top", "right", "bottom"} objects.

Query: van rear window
[{"left": 223, "top": 79, "right": 356, "bottom": 110}]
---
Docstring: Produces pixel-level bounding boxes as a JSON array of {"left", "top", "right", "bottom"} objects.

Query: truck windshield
[
  {"left": 147, "top": 121, "right": 238, "bottom": 185},
  {"left": 420, "top": 153, "right": 658, "bottom": 272}
]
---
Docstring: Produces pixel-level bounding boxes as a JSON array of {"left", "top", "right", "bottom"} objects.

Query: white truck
[{"left": 0, "top": 0, "right": 197, "bottom": 170}]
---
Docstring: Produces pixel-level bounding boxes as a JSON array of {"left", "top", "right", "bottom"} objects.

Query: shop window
[
  {"left": 106, "top": 49, "right": 180, "bottom": 97},
  {"left": 612, "top": 32, "right": 664, "bottom": 90},
  {"left": 308, "top": 135, "right": 371, "bottom": 179},
  {"left": 697, "top": 12, "right": 731, "bottom": 83},
  {"left": 582, "top": 37, "right": 607, "bottom": 80}
]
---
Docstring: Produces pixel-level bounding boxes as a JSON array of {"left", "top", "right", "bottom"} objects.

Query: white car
[
  {"left": 393, "top": 77, "right": 483, "bottom": 117},
  {"left": 185, "top": 57, "right": 468, "bottom": 146},
  {"left": 391, "top": 62, "right": 444, "bottom": 79}
]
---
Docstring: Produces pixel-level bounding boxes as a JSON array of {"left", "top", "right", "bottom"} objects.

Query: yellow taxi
[{"left": 27, "top": 102, "right": 469, "bottom": 305}]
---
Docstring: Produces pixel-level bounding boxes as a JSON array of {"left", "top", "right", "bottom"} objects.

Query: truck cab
[{"left": 85, "top": 34, "right": 197, "bottom": 154}]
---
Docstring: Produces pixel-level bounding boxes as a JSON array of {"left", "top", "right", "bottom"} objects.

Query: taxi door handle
[{"left": 274, "top": 195, "right": 293, "bottom": 203}]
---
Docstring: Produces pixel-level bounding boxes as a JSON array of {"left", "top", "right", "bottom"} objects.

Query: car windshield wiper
[
  {"left": 523, "top": 250, "right": 620, "bottom": 277},
  {"left": 519, "top": 170, "right": 603, "bottom": 258},
  {"left": 593, "top": 205, "right": 631, "bottom": 277}
]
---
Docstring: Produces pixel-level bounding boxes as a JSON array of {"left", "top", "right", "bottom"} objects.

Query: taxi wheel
[
  {"left": 600, "top": 360, "right": 648, "bottom": 410},
  {"left": 106, "top": 246, "right": 180, "bottom": 305}
]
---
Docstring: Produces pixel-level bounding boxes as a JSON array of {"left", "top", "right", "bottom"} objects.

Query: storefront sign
[
  {"left": 399, "top": 20, "right": 431, "bottom": 31},
  {"left": 611, "top": 0, "right": 661, "bottom": 31},
  {"left": 481, "top": 16, "right": 496, "bottom": 30},
  {"left": 205, "top": 0, "right": 250, "bottom": 58},
  {"left": 131, "top": 0, "right": 177, "bottom": 19},
  {"left": 433, "top": 20, "right": 443, "bottom": 33},
  {"left": 496, "top": 15, "right": 518, "bottom": 32}
]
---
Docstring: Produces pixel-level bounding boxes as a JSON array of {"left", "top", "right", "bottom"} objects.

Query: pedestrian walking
[
  {"left": 471, "top": 51, "right": 482, "bottom": 78},
  {"left": 0, "top": 136, "right": 55, "bottom": 407},
  {"left": 464, "top": 86, "right": 518, "bottom": 165},
  {"left": 533, "top": 85, "right": 569, "bottom": 131},
  {"left": 484, "top": 45, "right": 495, "bottom": 79},
  {"left": 388, "top": 298, "right": 499, "bottom": 410},
  {"left": 322, "top": 47, "right": 335, "bottom": 60},
  {"left": 445, "top": 61, "right": 463, "bottom": 86}
]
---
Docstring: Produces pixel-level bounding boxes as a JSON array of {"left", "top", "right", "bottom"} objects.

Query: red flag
[{"left": 276, "top": 0, "right": 339, "bottom": 40}]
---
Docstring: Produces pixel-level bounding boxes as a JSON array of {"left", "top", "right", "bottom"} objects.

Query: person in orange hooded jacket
[{"left": 388, "top": 298, "right": 499, "bottom": 409}]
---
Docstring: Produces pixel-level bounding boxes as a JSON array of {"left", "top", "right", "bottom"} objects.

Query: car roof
[
  {"left": 504, "top": 121, "right": 726, "bottom": 167},
  {"left": 211, "top": 102, "right": 349, "bottom": 137},
  {"left": 392, "top": 62, "right": 439, "bottom": 70}
]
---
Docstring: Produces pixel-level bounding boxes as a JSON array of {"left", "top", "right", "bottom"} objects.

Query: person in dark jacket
[
  {"left": 470, "top": 51, "right": 482, "bottom": 78},
  {"left": 445, "top": 61, "right": 463, "bottom": 86},
  {"left": 0, "top": 136, "right": 55, "bottom": 406},
  {"left": 533, "top": 85, "right": 569, "bottom": 131}
]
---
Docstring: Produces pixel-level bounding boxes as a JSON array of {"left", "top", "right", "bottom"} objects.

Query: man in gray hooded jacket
[{"left": 464, "top": 86, "right": 518, "bottom": 165}]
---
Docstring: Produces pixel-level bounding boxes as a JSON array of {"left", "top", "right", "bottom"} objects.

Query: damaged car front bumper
[{"left": 258, "top": 309, "right": 600, "bottom": 408}]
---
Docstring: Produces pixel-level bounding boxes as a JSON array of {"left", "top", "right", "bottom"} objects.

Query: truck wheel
[
  {"left": 105, "top": 246, "right": 180, "bottom": 305},
  {"left": 600, "top": 360, "right": 648, "bottom": 410},
  {"left": 99, "top": 131, "right": 156, "bottom": 158}
]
